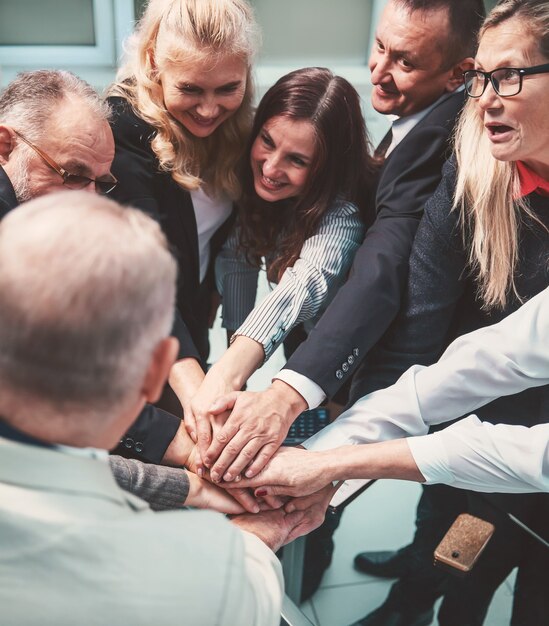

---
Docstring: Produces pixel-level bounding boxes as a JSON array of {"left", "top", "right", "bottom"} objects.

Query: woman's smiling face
[
  {"left": 160, "top": 54, "right": 248, "bottom": 138},
  {"left": 250, "top": 115, "right": 316, "bottom": 202}
]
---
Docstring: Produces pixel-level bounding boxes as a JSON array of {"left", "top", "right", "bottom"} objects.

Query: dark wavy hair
[{"left": 238, "top": 67, "right": 378, "bottom": 282}]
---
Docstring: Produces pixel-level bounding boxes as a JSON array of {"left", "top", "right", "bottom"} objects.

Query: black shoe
[
  {"left": 349, "top": 603, "right": 434, "bottom": 626},
  {"left": 353, "top": 548, "right": 410, "bottom": 578}
]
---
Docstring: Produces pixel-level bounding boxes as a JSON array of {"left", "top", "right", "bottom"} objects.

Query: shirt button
[
  {"left": 135, "top": 442, "right": 144, "bottom": 453},
  {"left": 342, "top": 362, "right": 349, "bottom": 372},
  {"left": 335, "top": 369, "right": 343, "bottom": 379},
  {"left": 123, "top": 437, "right": 134, "bottom": 449},
  {"left": 353, "top": 348, "right": 359, "bottom": 357},
  {"left": 348, "top": 355, "right": 355, "bottom": 365}
]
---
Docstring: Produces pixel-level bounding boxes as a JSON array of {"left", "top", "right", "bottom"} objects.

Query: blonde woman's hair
[
  {"left": 109, "top": 0, "right": 260, "bottom": 199},
  {"left": 453, "top": 0, "right": 549, "bottom": 309}
]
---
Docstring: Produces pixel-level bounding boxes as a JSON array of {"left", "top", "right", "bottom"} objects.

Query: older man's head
[
  {"left": 0, "top": 192, "right": 178, "bottom": 448},
  {"left": 0, "top": 70, "right": 115, "bottom": 202}
]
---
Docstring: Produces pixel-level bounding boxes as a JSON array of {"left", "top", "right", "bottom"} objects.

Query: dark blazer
[
  {"left": 351, "top": 157, "right": 549, "bottom": 424},
  {"left": 108, "top": 96, "right": 233, "bottom": 363},
  {"left": 283, "top": 90, "right": 466, "bottom": 398},
  {"left": 0, "top": 165, "right": 17, "bottom": 218},
  {"left": 109, "top": 97, "right": 238, "bottom": 463}
]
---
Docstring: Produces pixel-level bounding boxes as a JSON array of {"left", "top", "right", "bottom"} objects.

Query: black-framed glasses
[
  {"left": 13, "top": 130, "right": 117, "bottom": 194},
  {"left": 463, "top": 63, "right": 549, "bottom": 98}
]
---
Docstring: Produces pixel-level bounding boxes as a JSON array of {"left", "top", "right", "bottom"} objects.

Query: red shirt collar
[{"left": 516, "top": 161, "right": 549, "bottom": 198}]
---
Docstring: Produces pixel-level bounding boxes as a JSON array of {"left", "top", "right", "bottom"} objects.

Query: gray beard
[{"left": 10, "top": 153, "right": 32, "bottom": 203}]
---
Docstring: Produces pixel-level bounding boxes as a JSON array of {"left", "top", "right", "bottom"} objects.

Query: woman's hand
[
  {"left": 190, "top": 366, "right": 235, "bottom": 465},
  {"left": 223, "top": 445, "right": 332, "bottom": 499},
  {"left": 168, "top": 357, "right": 206, "bottom": 442}
]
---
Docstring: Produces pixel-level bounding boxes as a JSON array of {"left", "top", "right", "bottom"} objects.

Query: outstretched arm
[{"left": 194, "top": 201, "right": 364, "bottom": 474}]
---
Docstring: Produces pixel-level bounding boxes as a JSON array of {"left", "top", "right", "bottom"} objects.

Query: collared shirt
[
  {"left": 386, "top": 88, "right": 463, "bottom": 157},
  {"left": 516, "top": 161, "right": 549, "bottom": 198},
  {"left": 0, "top": 418, "right": 108, "bottom": 461},
  {"left": 275, "top": 89, "right": 464, "bottom": 409},
  {"left": 305, "top": 285, "right": 549, "bottom": 493}
]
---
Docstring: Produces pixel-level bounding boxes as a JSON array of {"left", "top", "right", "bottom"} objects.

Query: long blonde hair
[
  {"left": 109, "top": 0, "right": 260, "bottom": 199},
  {"left": 453, "top": 0, "right": 549, "bottom": 309}
]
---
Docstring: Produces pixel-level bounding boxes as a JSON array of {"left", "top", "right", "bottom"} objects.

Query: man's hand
[
  {"left": 204, "top": 380, "right": 308, "bottom": 483},
  {"left": 230, "top": 508, "right": 307, "bottom": 553},
  {"left": 223, "top": 445, "right": 331, "bottom": 498},
  {"left": 283, "top": 483, "right": 339, "bottom": 542}
]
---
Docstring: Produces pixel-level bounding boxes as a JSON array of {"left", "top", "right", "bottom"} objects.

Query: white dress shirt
[{"left": 305, "top": 286, "right": 549, "bottom": 493}]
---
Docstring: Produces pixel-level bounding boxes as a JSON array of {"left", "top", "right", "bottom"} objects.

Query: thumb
[{"left": 209, "top": 391, "right": 239, "bottom": 414}]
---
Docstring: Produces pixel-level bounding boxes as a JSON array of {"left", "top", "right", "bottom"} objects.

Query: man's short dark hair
[{"left": 395, "top": 0, "right": 486, "bottom": 68}]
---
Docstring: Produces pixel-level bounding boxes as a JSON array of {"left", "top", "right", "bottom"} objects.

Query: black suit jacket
[
  {"left": 0, "top": 166, "right": 17, "bottom": 218},
  {"left": 283, "top": 90, "right": 466, "bottom": 398},
  {"left": 108, "top": 96, "right": 233, "bottom": 363}
]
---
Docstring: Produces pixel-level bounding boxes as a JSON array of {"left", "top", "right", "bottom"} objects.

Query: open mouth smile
[{"left": 259, "top": 174, "right": 287, "bottom": 191}]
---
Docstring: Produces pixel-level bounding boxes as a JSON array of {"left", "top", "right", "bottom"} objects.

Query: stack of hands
[{"left": 164, "top": 366, "right": 336, "bottom": 552}]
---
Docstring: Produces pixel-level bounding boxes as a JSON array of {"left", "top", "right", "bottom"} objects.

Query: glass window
[
  {"left": 253, "top": 0, "right": 371, "bottom": 65},
  {"left": 0, "top": 0, "right": 95, "bottom": 46}
]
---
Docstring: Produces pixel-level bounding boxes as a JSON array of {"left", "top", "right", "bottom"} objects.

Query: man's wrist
[
  {"left": 270, "top": 379, "right": 307, "bottom": 421},
  {"left": 161, "top": 421, "right": 195, "bottom": 467}
]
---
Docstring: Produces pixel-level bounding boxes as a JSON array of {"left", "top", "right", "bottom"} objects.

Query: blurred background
[{"left": 0, "top": 0, "right": 499, "bottom": 146}]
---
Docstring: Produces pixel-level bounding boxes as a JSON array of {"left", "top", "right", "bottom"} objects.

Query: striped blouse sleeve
[{"left": 233, "top": 198, "right": 365, "bottom": 361}]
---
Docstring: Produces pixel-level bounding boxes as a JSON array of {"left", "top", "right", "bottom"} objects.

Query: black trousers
[{"left": 385, "top": 485, "right": 549, "bottom": 626}]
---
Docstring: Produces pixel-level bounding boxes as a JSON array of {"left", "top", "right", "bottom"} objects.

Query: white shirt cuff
[
  {"left": 274, "top": 369, "right": 326, "bottom": 409},
  {"left": 406, "top": 433, "right": 455, "bottom": 486}
]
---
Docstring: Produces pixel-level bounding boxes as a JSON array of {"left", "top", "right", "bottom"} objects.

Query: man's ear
[
  {"left": 0, "top": 125, "right": 16, "bottom": 165},
  {"left": 445, "top": 57, "right": 475, "bottom": 93},
  {"left": 141, "top": 336, "right": 179, "bottom": 403}
]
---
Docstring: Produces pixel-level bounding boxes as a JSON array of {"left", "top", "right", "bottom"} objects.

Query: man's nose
[{"left": 370, "top": 55, "right": 392, "bottom": 84}]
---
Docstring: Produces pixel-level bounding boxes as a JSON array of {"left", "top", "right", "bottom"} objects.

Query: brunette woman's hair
[{"left": 238, "top": 67, "right": 378, "bottom": 282}]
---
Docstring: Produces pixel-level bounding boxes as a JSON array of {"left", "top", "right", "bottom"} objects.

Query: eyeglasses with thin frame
[
  {"left": 13, "top": 130, "right": 117, "bottom": 194},
  {"left": 463, "top": 63, "right": 549, "bottom": 98}
]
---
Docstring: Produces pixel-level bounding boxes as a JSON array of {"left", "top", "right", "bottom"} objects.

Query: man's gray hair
[
  {"left": 0, "top": 192, "right": 177, "bottom": 415},
  {"left": 0, "top": 69, "right": 111, "bottom": 142}
]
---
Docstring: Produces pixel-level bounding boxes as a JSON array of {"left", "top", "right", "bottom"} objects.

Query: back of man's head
[
  {"left": 0, "top": 69, "right": 110, "bottom": 143},
  {"left": 0, "top": 192, "right": 176, "bottom": 438},
  {"left": 394, "top": 0, "right": 486, "bottom": 67}
]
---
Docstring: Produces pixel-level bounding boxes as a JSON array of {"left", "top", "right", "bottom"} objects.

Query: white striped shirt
[{"left": 215, "top": 197, "right": 365, "bottom": 360}]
